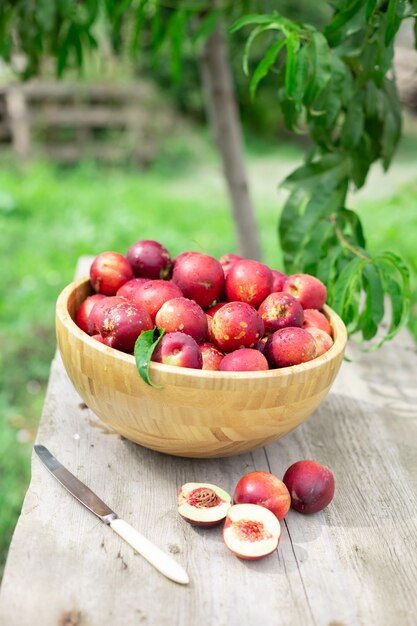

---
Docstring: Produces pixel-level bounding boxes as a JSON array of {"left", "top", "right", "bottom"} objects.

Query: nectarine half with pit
[{"left": 178, "top": 482, "right": 231, "bottom": 527}]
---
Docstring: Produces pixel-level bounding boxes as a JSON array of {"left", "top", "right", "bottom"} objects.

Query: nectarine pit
[{"left": 188, "top": 487, "right": 221, "bottom": 509}]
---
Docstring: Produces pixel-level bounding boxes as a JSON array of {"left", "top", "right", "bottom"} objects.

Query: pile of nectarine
[
  {"left": 76, "top": 240, "right": 334, "bottom": 371},
  {"left": 178, "top": 462, "right": 335, "bottom": 560}
]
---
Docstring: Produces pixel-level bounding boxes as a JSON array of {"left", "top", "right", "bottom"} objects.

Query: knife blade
[{"left": 34, "top": 444, "right": 189, "bottom": 585}]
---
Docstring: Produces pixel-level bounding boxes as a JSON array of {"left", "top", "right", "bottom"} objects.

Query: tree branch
[{"left": 199, "top": 19, "right": 262, "bottom": 260}]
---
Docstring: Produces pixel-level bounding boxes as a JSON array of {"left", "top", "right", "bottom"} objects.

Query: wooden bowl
[{"left": 56, "top": 277, "right": 347, "bottom": 458}]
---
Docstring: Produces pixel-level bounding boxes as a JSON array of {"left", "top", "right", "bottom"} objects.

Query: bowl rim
[{"left": 56, "top": 276, "right": 348, "bottom": 382}]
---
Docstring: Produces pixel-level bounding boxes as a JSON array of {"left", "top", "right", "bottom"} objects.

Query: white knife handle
[{"left": 110, "top": 518, "right": 189, "bottom": 585}]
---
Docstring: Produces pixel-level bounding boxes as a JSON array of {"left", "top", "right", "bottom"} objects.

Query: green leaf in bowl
[{"left": 134, "top": 327, "right": 165, "bottom": 388}]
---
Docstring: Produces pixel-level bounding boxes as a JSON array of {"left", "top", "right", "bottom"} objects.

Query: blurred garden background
[{"left": 1, "top": 0, "right": 417, "bottom": 579}]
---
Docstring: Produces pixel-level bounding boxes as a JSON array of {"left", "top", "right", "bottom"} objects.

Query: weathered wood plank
[
  {"left": 1, "top": 82, "right": 169, "bottom": 165},
  {"left": 0, "top": 256, "right": 416, "bottom": 626},
  {"left": 0, "top": 81, "right": 154, "bottom": 101}
]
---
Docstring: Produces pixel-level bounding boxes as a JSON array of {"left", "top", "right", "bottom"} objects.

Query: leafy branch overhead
[
  {"left": 0, "top": 0, "right": 414, "bottom": 346},
  {"left": 232, "top": 2, "right": 412, "bottom": 346}
]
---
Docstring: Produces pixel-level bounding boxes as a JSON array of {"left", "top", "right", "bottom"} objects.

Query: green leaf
[
  {"left": 361, "top": 252, "right": 410, "bottom": 346},
  {"left": 350, "top": 139, "right": 372, "bottom": 188},
  {"left": 331, "top": 256, "right": 368, "bottom": 318},
  {"left": 279, "top": 179, "right": 349, "bottom": 275},
  {"left": 150, "top": 4, "right": 164, "bottom": 55},
  {"left": 285, "top": 32, "right": 300, "bottom": 99},
  {"left": 316, "top": 57, "right": 351, "bottom": 133},
  {"left": 317, "top": 247, "right": 345, "bottom": 294},
  {"left": 279, "top": 189, "right": 306, "bottom": 271},
  {"left": 241, "top": 20, "right": 292, "bottom": 77},
  {"left": 242, "top": 24, "right": 267, "bottom": 76},
  {"left": 249, "top": 37, "right": 285, "bottom": 99},
  {"left": 134, "top": 327, "right": 165, "bottom": 388},
  {"left": 375, "top": 251, "right": 411, "bottom": 299},
  {"left": 72, "top": 27, "right": 83, "bottom": 70},
  {"left": 359, "top": 263, "right": 385, "bottom": 340},
  {"left": 303, "top": 32, "right": 332, "bottom": 107},
  {"left": 279, "top": 91, "right": 299, "bottom": 131},
  {"left": 341, "top": 98, "right": 364, "bottom": 149},
  {"left": 382, "top": 276, "right": 408, "bottom": 342},
  {"left": 366, "top": 0, "right": 378, "bottom": 20},
  {"left": 229, "top": 13, "right": 284, "bottom": 34},
  {"left": 382, "top": 111, "right": 399, "bottom": 170},
  {"left": 85, "top": 0, "right": 100, "bottom": 27},
  {"left": 84, "top": 30, "right": 98, "bottom": 50},
  {"left": 57, "top": 22, "right": 84, "bottom": 77},
  {"left": 37, "top": 0, "right": 56, "bottom": 31},
  {"left": 279, "top": 188, "right": 305, "bottom": 240},
  {"left": 282, "top": 153, "right": 349, "bottom": 187},
  {"left": 320, "top": 90, "right": 342, "bottom": 133},
  {"left": 381, "top": 81, "right": 402, "bottom": 170},
  {"left": 57, "top": 28, "right": 70, "bottom": 77},
  {"left": 385, "top": 0, "right": 406, "bottom": 45},
  {"left": 339, "top": 208, "right": 366, "bottom": 247},
  {"left": 414, "top": 16, "right": 417, "bottom": 50},
  {"left": 287, "top": 182, "right": 349, "bottom": 273},
  {"left": 325, "top": 0, "right": 367, "bottom": 46},
  {"left": 300, "top": 219, "right": 335, "bottom": 273},
  {"left": 169, "top": 9, "right": 187, "bottom": 83},
  {"left": 130, "top": 0, "right": 149, "bottom": 55},
  {"left": 282, "top": 183, "right": 339, "bottom": 254},
  {"left": 292, "top": 43, "right": 309, "bottom": 107},
  {"left": 364, "top": 81, "right": 379, "bottom": 117}
]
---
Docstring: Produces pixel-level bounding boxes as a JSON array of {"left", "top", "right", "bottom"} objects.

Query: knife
[{"left": 34, "top": 444, "right": 189, "bottom": 585}]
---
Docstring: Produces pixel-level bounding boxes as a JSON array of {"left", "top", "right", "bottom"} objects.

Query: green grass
[{"left": 0, "top": 133, "right": 416, "bottom": 578}]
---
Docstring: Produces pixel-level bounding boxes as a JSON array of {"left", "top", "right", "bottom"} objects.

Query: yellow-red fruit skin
[
  {"left": 264, "top": 327, "right": 317, "bottom": 368},
  {"left": 233, "top": 471, "right": 291, "bottom": 521}
]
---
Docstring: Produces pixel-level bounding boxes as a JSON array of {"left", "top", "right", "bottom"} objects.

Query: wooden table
[{"left": 1, "top": 257, "right": 417, "bottom": 626}]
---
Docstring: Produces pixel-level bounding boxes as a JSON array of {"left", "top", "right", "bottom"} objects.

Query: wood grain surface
[{"left": 0, "top": 256, "right": 416, "bottom": 626}]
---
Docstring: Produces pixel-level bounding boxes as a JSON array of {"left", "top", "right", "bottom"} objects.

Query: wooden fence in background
[
  {"left": 0, "top": 81, "right": 175, "bottom": 166},
  {"left": 0, "top": 55, "right": 416, "bottom": 168}
]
